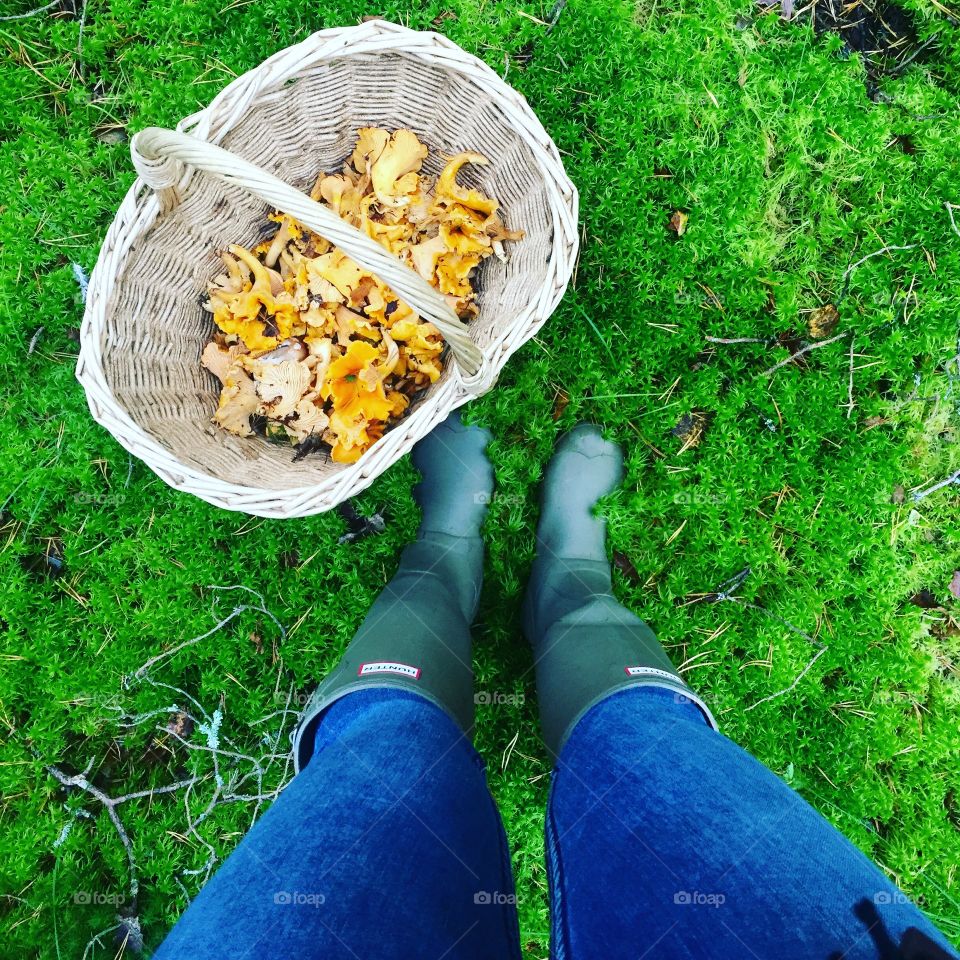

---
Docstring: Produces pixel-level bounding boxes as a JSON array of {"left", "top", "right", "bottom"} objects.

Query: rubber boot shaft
[
  {"left": 523, "top": 424, "right": 716, "bottom": 759},
  {"left": 293, "top": 413, "right": 493, "bottom": 771}
]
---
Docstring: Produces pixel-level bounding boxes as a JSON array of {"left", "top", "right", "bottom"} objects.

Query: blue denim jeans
[{"left": 153, "top": 687, "right": 956, "bottom": 960}]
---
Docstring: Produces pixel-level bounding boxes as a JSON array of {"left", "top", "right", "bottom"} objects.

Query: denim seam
[
  {"left": 485, "top": 774, "right": 524, "bottom": 960},
  {"left": 545, "top": 774, "right": 571, "bottom": 960}
]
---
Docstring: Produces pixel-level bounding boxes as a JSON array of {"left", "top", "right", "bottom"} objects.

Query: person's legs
[
  {"left": 154, "top": 689, "right": 521, "bottom": 960},
  {"left": 525, "top": 424, "right": 957, "bottom": 960},
  {"left": 548, "top": 687, "right": 956, "bottom": 960},
  {"left": 153, "top": 413, "right": 520, "bottom": 959}
]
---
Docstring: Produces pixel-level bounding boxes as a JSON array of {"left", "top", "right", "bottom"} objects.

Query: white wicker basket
[{"left": 76, "top": 19, "right": 578, "bottom": 518}]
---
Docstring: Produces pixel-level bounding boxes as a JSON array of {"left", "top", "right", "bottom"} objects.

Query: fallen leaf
[
  {"left": 808, "top": 304, "right": 840, "bottom": 339},
  {"left": 94, "top": 124, "right": 127, "bottom": 145},
  {"left": 773, "top": 330, "right": 809, "bottom": 368},
  {"left": 337, "top": 502, "right": 387, "bottom": 543},
  {"left": 552, "top": 388, "right": 570, "bottom": 421},
  {"left": 166, "top": 711, "right": 194, "bottom": 740},
  {"left": 667, "top": 210, "right": 688, "bottom": 236},
  {"left": 908, "top": 589, "right": 939, "bottom": 609},
  {"left": 949, "top": 571, "right": 960, "bottom": 600},
  {"left": 671, "top": 409, "right": 712, "bottom": 452},
  {"left": 612, "top": 551, "right": 641, "bottom": 585}
]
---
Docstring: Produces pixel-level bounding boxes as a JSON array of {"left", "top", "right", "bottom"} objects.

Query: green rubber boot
[
  {"left": 293, "top": 411, "right": 493, "bottom": 771},
  {"left": 522, "top": 424, "right": 716, "bottom": 760}
]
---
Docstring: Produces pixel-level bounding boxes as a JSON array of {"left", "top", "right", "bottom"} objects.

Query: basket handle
[{"left": 130, "top": 127, "right": 485, "bottom": 380}]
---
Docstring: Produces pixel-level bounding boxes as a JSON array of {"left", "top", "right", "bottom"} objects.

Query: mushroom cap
[
  {"left": 370, "top": 129, "right": 429, "bottom": 208},
  {"left": 244, "top": 358, "right": 313, "bottom": 420},
  {"left": 439, "top": 204, "right": 492, "bottom": 255},
  {"left": 201, "top": 341, "right": 248, "bottom": 386},
  {"left": 253, "top": 338, "right": 308, "bottom": 365},
  {"left": 436, "top": 252, "right": 481, "bottom": 297},
  {"left": 408, "top": 234, "right": 448, "bottom": 282},
  {"left": 433, "top": 151, "right": 497, "bottom": 218},
  {"left": 311, "top": 250, "right": 367, "bottom": 301},
  {"left": 351, "top": 127, "right": 390, "bottom": 175},
  {"left": 212, "top": 369, "right": 259, "bottom": 437},
  {"left": 283, "top": 397, "right": 330, "bottom": 442}
]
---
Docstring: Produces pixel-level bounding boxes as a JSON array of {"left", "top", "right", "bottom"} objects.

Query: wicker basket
[{"left": 76, "top": 20, "right": 578, "bottom": 518}]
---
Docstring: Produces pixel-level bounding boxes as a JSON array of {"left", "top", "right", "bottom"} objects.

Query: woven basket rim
[{"left": 76, "top": 20, "right": 579, "bottom": 516}]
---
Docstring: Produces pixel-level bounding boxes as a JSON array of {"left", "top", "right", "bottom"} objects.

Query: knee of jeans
[
  {"left": 558, "top": 685, "right": 711, "bottom": 766},
  {"left": 311, "top": 687, "right": 475, "bottom": 763}
]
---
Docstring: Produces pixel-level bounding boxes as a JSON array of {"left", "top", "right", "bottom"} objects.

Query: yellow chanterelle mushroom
[{"left": 201, "top": 127, "right": 523, "bottom": 461}]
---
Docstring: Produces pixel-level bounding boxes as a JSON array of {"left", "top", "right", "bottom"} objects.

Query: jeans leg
[
  {"left": 546, "top": 687, "right": 957, "bottom": 960},
  {"left": 153, "top": 689, "right": 521, "bottom": 960}
]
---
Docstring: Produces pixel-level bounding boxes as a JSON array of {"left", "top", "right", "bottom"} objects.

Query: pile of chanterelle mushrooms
[{"left": 200, "top": 127, "right": 522, "bottom": 464}]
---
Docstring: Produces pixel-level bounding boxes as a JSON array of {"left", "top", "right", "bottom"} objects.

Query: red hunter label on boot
[{"left": 358, "top": 661, "right": 422, "bottom": 679}]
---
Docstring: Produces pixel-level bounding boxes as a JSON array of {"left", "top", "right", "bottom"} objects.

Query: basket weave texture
[{"left": 77, "top": 19, "right": 578, "bottom": 518}]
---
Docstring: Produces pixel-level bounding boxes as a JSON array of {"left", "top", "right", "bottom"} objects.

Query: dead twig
[
  {"left": 0, "top": 0, "right": 62, "bottom": 20},
  {"left": 72, "top": 262, "right": 89, "bottom": 302},
  {"left": 546, "top": 0, "right": 567, "bottom": 30},
  {"left": 946, "top": 203, "right": 960, "bottom": 239},
  {"left": 911, "top": 468, "right": 960, "bottom": 502},
  {"left": 28, "top": 327, "right": 44, "bottom": 355},
  {"left": 745, "top": 647, "right": 829, "bottom": 711},
  {"left": 46, "top": 759, "right": 203, "bottom": 912},
  {"left": 705, "top": 335, "right": 764, "bottom": 344},
  {"left": 845, "top": 335, "right": 856, "bottom": 418},
  {"left": 51, "top": 669, "right": 300, "bottom": 938},
  {"left": 762, "top": 331, "right": 850, "bottom": 377},
  {"left": 838, "top": 243, "right": 917, "bottom": 302},
  {"left": 46, "top": 585, "right": 298, "bottom": 945},
  {"left": 128, "top": 586, "right": 285, "bottom": 682},
  {"left": 81, "top": 922, "right": 129, "bottom": 960},
  {"left": 129, "top": 607, "right": 260, "bottom": 680},
  {"left": 692, "top": 567, "right": 829, "bottom": 711},
  {"left": 76, "top": 0, "right": 88, "bottom": 79}
]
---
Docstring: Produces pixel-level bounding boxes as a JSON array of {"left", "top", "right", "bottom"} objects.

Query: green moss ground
[{"left": 1, "top": 0, "right": 959, "bottom": 954}]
